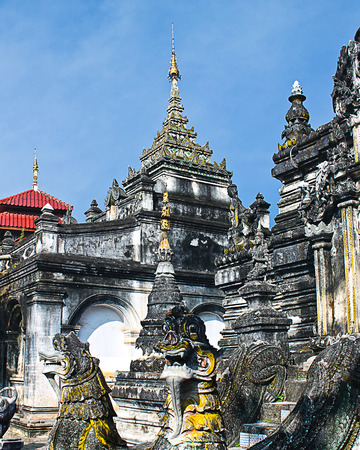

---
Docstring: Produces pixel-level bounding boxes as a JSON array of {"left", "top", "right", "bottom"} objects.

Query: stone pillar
[
  {"left": 338, "top": 199, "right": 360, "bottom": 333},
  {"left": 136, "top": 171, "right": 155, "bottom": 211},
  {"left": 349, "top": 114, "right": 360, "bottom": 163},
  {"left": 311, "top": 235, "right": 334, "bottom": 336},
  {"left": 17, "top": 287, "right": 64, "bottom": 435},
  {"left": 34, "top": 204, "right": 60, "bottom": 254},
  {"left": 353, "top": 123, "right": 360, "bottom": 162},
  {"left": 234, "top": 281, "right": 291, "bottom": 357}
]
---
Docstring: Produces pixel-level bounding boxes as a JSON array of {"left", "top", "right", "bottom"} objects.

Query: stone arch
[
  {"left": 68, "top": 294, "right": 142, "bottom": 376},
  {"left": 191, "top": 303, "right": 225, "bottom": 348},
  {"left": 0, "top": 297, "right": 24, "bottom": 388}
]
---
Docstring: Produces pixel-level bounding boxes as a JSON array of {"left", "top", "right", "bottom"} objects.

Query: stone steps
[{"left": 235, "top": 365, "right": 308, "bottom": 449}]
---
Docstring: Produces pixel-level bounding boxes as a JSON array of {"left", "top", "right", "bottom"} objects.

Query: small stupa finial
[
  {"left": 33, "top": 148, "right": 39, "bottom": 191},
  {"left": 169, "top": 23, "right": 180, "bottom": 82},
  {"left": 168, "top": 24, "right": 181, "bottom": 99},
  {"left": 289, "top": 80, "right": 305, "bottom": 102}
]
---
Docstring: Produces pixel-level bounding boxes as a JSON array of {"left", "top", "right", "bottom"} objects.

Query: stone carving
[
  {"left": 0, "top": 387, "right": 17, "bottom": 439},
  {"left": 332, "top": 28, "right": 360, "bottom": 123},
  {"left": 62, "top": 207, "right": 78, "bottom": 225},
  {"left": 247, "top": 231, "right": 271, "bottom": 281},
  {"left": 0, "top": 232, "right": 17, "bottom": 273},
  {"left": 227, "top": 183, "right": 247, "bottom": 247},
  {"left": 251, "top": 334, "right": 360, "bottom": 449},
  {"left": 216, "top": 191, "right": 271, "bottom": 274},
  {"left": 300, "top": 120, "right": 358, "bottom": 227},
  {"left": 40, "top": 332, "right": 127, "bottom": 450},
  {"left": 226, "top": 188, "right": 270, "bottom": 252},
  {"left": 104, "top": 178, "right": 127, "bottom": 208},
  {"left": 1, "top": 232, "right": 15, "bottom": 255},
  {"left": 300, "top": 161, "right": 335, "bottom": 226},
  {"left": 217, "top": 342, "right": 288, "bottom": 447},
  {"left": 151, "top": 305, "right": 226, "bottom": 450}
]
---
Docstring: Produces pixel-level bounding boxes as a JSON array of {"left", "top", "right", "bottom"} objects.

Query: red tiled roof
[
  {"left": 0, "top": 212, "right": 38, "bottom": 230},
  {"left": 0, "top": 189, "right": 72, "bottom": 211}
]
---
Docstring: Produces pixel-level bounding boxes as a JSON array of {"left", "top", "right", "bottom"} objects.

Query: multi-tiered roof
[
  {"left": 0, "top": 154, "right": 72, "bottom": 240},
  {"left": 123, "top": 33, "right": 230, "bottom": 188}
]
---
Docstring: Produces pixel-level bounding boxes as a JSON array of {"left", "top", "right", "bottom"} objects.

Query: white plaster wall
[
  {"left": 198, "top": 312, "right": 225, "bottom": 348},
  {"left": 78, "top": 305, "right": 141, "bottom": 377}
]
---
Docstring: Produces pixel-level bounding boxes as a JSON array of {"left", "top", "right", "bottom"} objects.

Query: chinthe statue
[
  {"left": 40, "top": 332, "right": 127, "bottom": 450},
  {"left": 149, "top": 305, "right": 226, "bottom": 450}
]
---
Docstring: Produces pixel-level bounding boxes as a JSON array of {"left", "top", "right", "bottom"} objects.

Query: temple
[
  {"left": 1, "top": 26, "right": 360, "bottom": 449},
  {"left": 0, "top": 33, "right": 231, "bottom": 436}
]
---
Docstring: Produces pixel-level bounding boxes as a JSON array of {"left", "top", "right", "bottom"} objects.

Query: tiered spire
[
  {"left": 135, "top": 27, "right": 228, "bottom": 176},
  {"left": 135, "top": 186, "right": 182, "bottom": 356},
  {"left": 32, "top": 149, "right": 39, "bottom": 191}
]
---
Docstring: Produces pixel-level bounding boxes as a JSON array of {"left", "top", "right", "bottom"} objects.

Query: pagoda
[{"left": 0, "top": 153, "right": 73, "bottom": 241}]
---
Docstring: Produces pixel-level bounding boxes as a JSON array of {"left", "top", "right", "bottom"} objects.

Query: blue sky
[{"left": 0, "top": 1, "right": 359, "bottom": 221}]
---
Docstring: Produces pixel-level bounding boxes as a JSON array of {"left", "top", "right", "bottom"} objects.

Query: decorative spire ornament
[
  {"left": 158, "top": 184, "right": 173, "bottom": 262},
  {"left": 137, "top": 25, "right": 227, "bottom": 176},
  {"left": 33, "top": 149, "right": 39, "bottom": 191},
  {"left": 168, "top": 24, "right": 181, "bottom": 98},
  {"left": 279, "top": 81, "right": 313, "bottom": 149},
  {"left": 135, "top": 184, "right": 181, "bottom": 357}
]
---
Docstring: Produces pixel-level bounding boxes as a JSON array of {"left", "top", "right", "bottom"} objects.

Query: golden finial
[
  {"left": 163, "top": 183, "right": 169, "bottom": 203},
  {"left": 159, "top": 184, "right": 171, "bottom": 252},
  {"left": 33, "top": 148, "right": 39, "bottom": 191},
  {"left": 168, "top": 23, "right": 180, "bottom": 81}
]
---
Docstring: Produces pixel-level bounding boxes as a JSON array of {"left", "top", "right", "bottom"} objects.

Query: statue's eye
[{"left": 189, "top": 323, "right": 198, "bottom": 337}]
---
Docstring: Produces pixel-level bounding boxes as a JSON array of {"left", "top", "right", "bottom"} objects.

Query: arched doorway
[
  {"left": 192, "top": 304, "right": 225, "bottom": 348},
  {"left": 70, "top": 297, "right": 142, "bottom": 378},
  {"left": 0, "top": 298, "right": 24, "bottom": 389}
]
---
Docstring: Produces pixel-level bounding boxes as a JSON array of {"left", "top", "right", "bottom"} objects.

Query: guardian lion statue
[
  {"left": 40, "top": 331, "right": 127, "bottom": 450},
  {"left": 150, "top": 305, "right": 226, "bottom": 450}
]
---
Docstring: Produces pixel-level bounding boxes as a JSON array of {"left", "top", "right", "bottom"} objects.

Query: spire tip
[{"left": 33, "top": 148, "right": 39, "bottom": 191}]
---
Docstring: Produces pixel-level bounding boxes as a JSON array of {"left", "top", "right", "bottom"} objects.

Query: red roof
[
  {"left": 0, "top": 212, "right": 37, "bottom": 230},
  {"left": 0, "top": 189, "right": 72, "bottom": 211}
]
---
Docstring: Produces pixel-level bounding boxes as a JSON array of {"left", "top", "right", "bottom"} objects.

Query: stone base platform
[{"left": 0, "top": 439, "right": 24, "bottom": 450}]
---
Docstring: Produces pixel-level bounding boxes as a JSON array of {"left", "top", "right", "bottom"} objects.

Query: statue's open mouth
[
  {"left": 159, "top": 340, "right": 194, "bottom": 441},
  {"left": 159, "top": 338, "right": 191, "bottom": 364},
  {"left": 39, "top": 351, "right": 68, "bottom": 377}
]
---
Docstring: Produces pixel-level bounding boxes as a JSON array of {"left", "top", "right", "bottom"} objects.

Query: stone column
[
  {"left": 349, "top": 114, "right": 360, "bottom": 163},
  {"left": 34, "top": 204, "right": 60, "bottom": 254},
  {"left": 235, "top": 281, "right": 291, "bottom": 357},
  {"left": 311, "top": 235, "right": 334, "bottom": 336},
  {"left": 338, "top": 198, "right": 360, "bottom": 334},
  {"left": 353, "top": 123, "right": 360, "bottom": 162},
  {"left": 20, "top": 286, "right": 64, "bottom": 433}
]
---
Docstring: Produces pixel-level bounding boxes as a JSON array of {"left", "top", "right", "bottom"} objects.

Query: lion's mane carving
[
  {"left": 252, "top": 334, "right": 360, "bottom": 449},
  {"left": 40, "top": 331, "right": 127, "bottom": 450}
]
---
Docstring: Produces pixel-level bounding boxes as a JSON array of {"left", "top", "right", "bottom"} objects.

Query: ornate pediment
[{"left": 332, "top": 29, "right": 360, "bottom": 122}]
